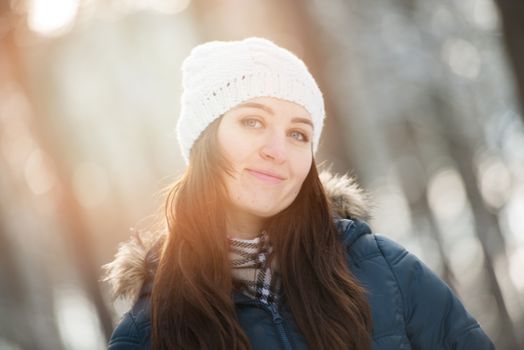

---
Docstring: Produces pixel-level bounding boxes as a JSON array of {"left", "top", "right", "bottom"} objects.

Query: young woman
[{"left": 104, "top": 37, "right": 494, "bottom": 349}]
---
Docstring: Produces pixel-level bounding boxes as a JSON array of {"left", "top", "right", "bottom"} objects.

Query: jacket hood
[{"left": 102, "top": 170, "right": 372, "bottom": 303}]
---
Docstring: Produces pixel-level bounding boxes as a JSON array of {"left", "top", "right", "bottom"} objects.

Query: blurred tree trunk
[
  {"left": 386, "top": 120, "right": 457, "bottom": 289},
  {"left": 0, "top": 214, "right": 41, "bottom": 349},
  {"left": 0, "top": 6, "right": 114, "bottom": 344},
  {"left": 494, "top": 0, "right": 524, "bottom": 123},
  {"left": 429, "top": 90, "right": 520, "bottom": 350}
]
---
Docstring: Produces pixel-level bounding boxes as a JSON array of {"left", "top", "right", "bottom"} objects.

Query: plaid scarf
[{"left": 228, "top": 230, "right": 282, "bottom": 305}]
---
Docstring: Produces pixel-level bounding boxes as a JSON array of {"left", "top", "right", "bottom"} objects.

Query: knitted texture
[{"left": 176, "top": 37, "right": 325, "bottom": 163}]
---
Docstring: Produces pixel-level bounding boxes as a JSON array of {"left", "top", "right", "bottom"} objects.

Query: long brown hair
[{"left": 151, "top": 117, "right": 372, "bottom": 349}]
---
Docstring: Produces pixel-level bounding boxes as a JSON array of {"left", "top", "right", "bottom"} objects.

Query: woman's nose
[{"left": 260, "top": 132, "right": 287, "bottom": 163}]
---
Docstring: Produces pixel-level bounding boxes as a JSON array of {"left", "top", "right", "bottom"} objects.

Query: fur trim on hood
[{"left": 102, "top": 171, "right": 371, "bottom": 303}]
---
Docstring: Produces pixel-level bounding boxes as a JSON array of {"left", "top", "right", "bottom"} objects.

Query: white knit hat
[{"left": 176, "top": 37, "right": 325, "bottom": 163}]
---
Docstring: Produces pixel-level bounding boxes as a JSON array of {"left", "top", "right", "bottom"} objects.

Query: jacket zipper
[
  {"left": 268, "top": 303, "right": 293, "bottom": 350},
  {"left": 238, "top": 300, "right": 294, "bottom": 350}
]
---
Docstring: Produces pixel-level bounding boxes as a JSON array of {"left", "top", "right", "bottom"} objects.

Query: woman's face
[{"left": 217, "top": 96, "right": 314, "bottom": 236}]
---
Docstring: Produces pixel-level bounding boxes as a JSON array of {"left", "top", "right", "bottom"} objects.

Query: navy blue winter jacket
[{"left": 106, "top": 217, "right": 494, "bottom": 349}]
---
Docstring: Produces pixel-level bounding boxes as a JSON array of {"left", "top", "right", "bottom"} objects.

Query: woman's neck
[{"left": 225, "top": 210, "right": 265, "bottom": 239}]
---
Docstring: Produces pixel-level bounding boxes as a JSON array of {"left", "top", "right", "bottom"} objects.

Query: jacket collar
[{"left": 102, "top": 170, "right": 372, "bottom": 303}]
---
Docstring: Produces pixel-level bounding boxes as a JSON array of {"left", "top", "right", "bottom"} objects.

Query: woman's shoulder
[
  {"left": 336, "top": 217, "right": 429, "bottom": 269},
  {"left": 108, "top": 296, "right": 152, "bottom": 349},
  {"left": 336, "top": 217, "right": 447, "bottom": 288},
  {"left": 335, "top": 217, "right": 401, "bottom": 263},
  {"left": 336, "top": 217, "right": 450, "bottom": 298},
  {"left": 335, "top": 217, "right": 494, "bottom": 348}
]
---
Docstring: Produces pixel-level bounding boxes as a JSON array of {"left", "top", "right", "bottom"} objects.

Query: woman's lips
[{"left": 246, "top": 169, "right": 285, "bottom": 184}]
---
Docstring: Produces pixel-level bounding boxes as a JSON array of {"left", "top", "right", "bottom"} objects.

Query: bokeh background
[{"left": 1, "top": 0, "right": 524, "bottom": 349}]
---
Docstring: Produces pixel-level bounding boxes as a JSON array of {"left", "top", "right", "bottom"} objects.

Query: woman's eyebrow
[
  {"left": 233, "top": 102, "right": 314, "bottom": 129},
  {"left": 233, "top": 102, "right": 274, "bottom": 115},
  {"left": 291, "top": 117, "right": 313, "bottom": 129}
]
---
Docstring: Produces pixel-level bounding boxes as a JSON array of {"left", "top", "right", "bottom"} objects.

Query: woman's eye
[
  {"left": 242, "top": 118, "right": 262, "bottom": 128},
  {"left": 290, "top": 131, "right": 309, "bottom": 142}
]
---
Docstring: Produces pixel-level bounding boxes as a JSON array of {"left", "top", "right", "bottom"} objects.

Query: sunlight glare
[{"left": 27, "top": 0, "right": 79, "bottom": 37}]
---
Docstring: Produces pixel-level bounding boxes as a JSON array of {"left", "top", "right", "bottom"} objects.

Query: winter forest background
[{"left": 1, "top": 0, "right": 524, "bottom": 349}]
